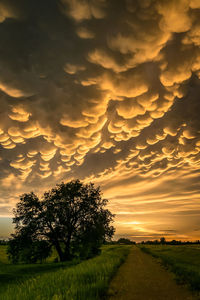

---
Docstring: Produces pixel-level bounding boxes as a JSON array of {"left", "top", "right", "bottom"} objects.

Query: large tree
[{"left": 8, "top": 180, "right": 115, "bottom": 263}]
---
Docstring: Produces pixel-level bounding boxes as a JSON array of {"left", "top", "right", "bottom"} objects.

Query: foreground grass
[
  {"left": 1, "top": 245, "right": 130, "bottom": 300},
  {"left": 0, "top": 245, "right": 77, "bottom": 294},
  {"left": 140, "top": 244, "right": 200, "bottom": 291}
]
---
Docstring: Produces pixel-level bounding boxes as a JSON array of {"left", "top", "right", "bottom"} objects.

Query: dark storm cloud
[{"left": 0, "top": 0, "right": 200, "bottom": 240}]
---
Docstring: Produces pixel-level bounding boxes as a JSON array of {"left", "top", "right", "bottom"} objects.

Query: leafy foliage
[
  {"left": 7, "top": 237, "right": 51, "bottom": 264},
  {"left": 8, "top": 180, "right": 115, "bottom": 263},
  {"left": 117, "top": 238, "right": 136, "bottom": 245}
]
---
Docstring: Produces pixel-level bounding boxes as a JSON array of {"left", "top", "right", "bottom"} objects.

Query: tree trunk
[
  {"left": 64, "top": 236, "right": 71, "bottom": 260},
  {"left": 54, "top": 240, "right": 65, "bottom": 262}
]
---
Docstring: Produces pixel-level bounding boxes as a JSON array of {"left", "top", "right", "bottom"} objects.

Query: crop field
[
  {"left": 140, "top": 244, "right": 200, "bottom": 292},
  {"left": 0, "top": 245, "right": 130, "bottom": 300}
]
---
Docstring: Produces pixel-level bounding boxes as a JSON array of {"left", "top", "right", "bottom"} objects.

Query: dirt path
[{"left": 107, "top": 246, "right": 198, "bottom": 300}]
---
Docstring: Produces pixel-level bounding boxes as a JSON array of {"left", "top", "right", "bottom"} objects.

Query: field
[
  {"left": 2, "top": 244, "right": 200, "bottom": 300},
  {"left": 0, "top": 245, "right": 130, "bottom": 300},
  {"left": 140, "top": 244, "right": 200, "bottom": 291},
  {"left": 0, "top": 245, "right": 80, "bottom": 295}
]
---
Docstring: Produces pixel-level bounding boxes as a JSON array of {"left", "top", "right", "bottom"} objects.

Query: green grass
[
  {"left": 0, "top": 245, "right": 8, "bottom": 264},
  {"left": 140, "top": 244, "right": 200, "bottom": 291},
  {"left": 0, "top": 245, "right": 130, "bottom": 300},
  {"left": 0, "top": 245, "right": 80, "bottom": 295}
]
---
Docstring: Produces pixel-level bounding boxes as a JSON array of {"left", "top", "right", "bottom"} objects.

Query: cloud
[
  {"left": 0, "top": 0, "right": 20, "bottom": 23},
  {"left": 157, "top": 0, "right": 192, "bottom": 33},
  {"left": 61, "top": 0, "right": 106, "bottom": 22},
  {"left": 0, "top": 0, "right": 200, "bottom": 241}
]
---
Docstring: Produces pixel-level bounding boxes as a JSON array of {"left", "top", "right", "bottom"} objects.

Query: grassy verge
[
  {"left": 0, "top": 245, "right": 79, "bottom": 294},
  {"left": 1, "top": 245, "right": 130, "bottom": 300},
  {"left": 140, "top": 245, "right": 200, "bottom": 291}
]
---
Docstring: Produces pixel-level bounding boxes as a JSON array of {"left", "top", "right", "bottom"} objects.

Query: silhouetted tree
[
  {"left": 7, "top": 234, "right": 51, "bottom": 264},
  {"left": 160, "top": 237, "right": 166, "bottom": 244},
  {"left": 8, "top": 180, "right": 115, "bottom": 263},
  {"left": 0, "top": 239, "right": 8, "bottom": 245},
  {"left": 117, "top": 238, "right": 135, "bottom": 245}
]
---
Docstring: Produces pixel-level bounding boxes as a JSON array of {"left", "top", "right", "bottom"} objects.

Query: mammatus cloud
[{"left": 0, "top": 0, "right": 200, "bottom": 241}]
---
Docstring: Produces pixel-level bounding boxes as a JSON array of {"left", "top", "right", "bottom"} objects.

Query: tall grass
[
  {"left": 140, "top": 245, "right": 200, "bottom": 291},
  {"left": 1, "top": 245, "right": 130, "bottom": 300},
  {"left": 0, "top": 245, "right": 8, "bottom": 264},
  {"left": 0, "top": 245, "right": 78, "bottom": 294}
]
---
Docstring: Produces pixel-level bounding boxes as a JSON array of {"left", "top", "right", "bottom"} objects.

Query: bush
[{"left": 7, "top": 237, "right": 51, "bottom": 264}]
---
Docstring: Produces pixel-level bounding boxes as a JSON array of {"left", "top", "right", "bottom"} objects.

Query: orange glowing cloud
[{"left": 0, "top": 0, "right": 200, "bottom": 242}]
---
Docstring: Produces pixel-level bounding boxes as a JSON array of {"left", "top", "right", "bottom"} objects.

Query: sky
[{"left": 0, "top": 0, "right": 200, "bottom": 242}]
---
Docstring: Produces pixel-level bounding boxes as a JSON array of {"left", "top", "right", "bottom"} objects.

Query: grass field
[
  {"left": 0, "top": 245, "right": 80, "bottom": 295},
  {"left": 140, "top": 244, "right": 200, "bottom": 291},
  {"left": 0, "top": 245, "right": 130, "bottom": 300}
]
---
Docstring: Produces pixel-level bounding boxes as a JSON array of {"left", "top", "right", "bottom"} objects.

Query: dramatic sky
[{"left": 0, "top": 0, "right": 200, "bottom": 241}]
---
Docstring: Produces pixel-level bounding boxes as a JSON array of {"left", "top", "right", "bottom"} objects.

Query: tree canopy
[
  {"left": 117, "top": 238, "right": 136, "bottom": 245},
  {"left": 8, "top": 180, "right": 115, "bottom": 263}
]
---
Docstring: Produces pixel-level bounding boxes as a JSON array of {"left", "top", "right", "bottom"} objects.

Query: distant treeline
[
  {"left": 0, "top": 238, "right": 135, "bottom": 247},
  {"left": 140, "top": 237, "right": 200, "bottom": 245},
  {"left": 106, "top": 238, "right": 136, "bottom": 245},
  {"left": 0, "top": 239, "right": 8, "bottom": 245},
  {"left": 1, "top": 237, "right": 199, "bottom": 246},
  {"left": 106, "top": 237, "right": 200, "bottom": 245}
]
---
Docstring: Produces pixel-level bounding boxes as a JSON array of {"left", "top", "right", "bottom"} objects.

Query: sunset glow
[{"left": 0, "top": 0, "right": 200, "bottom": 241}]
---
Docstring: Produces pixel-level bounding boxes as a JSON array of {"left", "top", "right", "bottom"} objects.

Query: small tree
[
  {"left": 117, "top": 238, "right": 135, "bottom": 245},
  {"left": 7, "top": 235, "right": 51, "bottom": 264},
  {"left": 160, "top": 237, "right": 166, "bottom": 244},
  {"left": 8, "top": 180, "right": 115, "bottom": 263}
]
